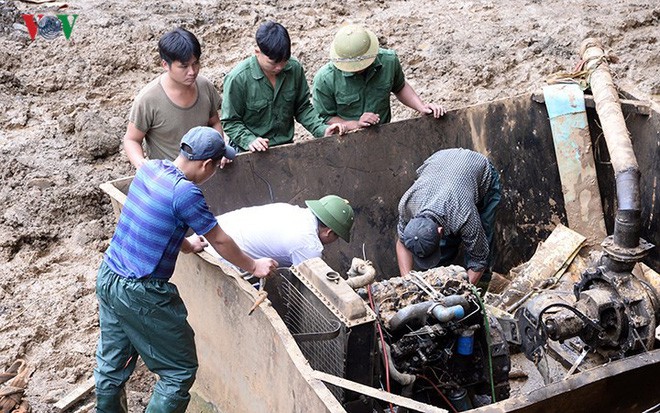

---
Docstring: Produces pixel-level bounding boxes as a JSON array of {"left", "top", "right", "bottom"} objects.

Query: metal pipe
[
  {"left": 579, "top": 38, "right": 649, "bottom": 266},
  {"left": 389, "top": 302, "right": 434, "bottom": 332},
  {"left": 346, "top": 258, "right": 377, "bottom": 289},
  {"left": 389, "top": 297, "right": 466, "bottom": 332}
]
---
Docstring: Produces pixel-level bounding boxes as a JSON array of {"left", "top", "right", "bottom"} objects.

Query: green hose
[{"left": 470, "top": 284, "right": 497, "bottom": 403}]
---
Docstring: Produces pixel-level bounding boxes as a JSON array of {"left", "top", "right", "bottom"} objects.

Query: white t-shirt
[{"left": 205, "top": 203, "right": 323, "bottom": 268}]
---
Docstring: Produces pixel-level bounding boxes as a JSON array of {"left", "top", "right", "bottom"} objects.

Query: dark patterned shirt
[{"left": 397, "top": 148, "right": 494, "bottom": 271}]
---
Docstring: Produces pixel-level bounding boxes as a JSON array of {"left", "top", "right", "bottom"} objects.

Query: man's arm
[
  {"left": 396, "top": 237, "right": 414, "bottom": 277},
  {"left": 459, "top": 208, "right": 490, "bottom": 285},
  {"left": 208, "top": 114, "right": 234, "bottom": 168},
  {"left": 325, "top": 114, "right": 380, "bottom": 132},
  {"left": 292, "top": 67, "right": 332, "bottom": 138},
  {"left": 394, "top": 81, "right": 445, "bottom": 118},
  {"left": 204, "top": 224, "right": 277, "bottom": 278},
  {"left": 312, "top": 70, "right": 378, "bottom": 132},
  {"left": 221, "top": 75, "right": 260, "bottom": 151},
  {"left": 123, "top": 122, "right": 148, "bottom": 169},
  {"left": 208, "top": 114, "right": 223, "bottom": 133}
]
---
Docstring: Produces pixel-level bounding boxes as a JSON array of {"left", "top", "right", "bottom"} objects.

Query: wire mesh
[{"left": 274, "top": 269, "right": 347, "bottom": 401}]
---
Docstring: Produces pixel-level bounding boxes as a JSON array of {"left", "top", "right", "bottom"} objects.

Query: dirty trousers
[{"left": 94, "top": 261, "right": 198, "bottom": 411}]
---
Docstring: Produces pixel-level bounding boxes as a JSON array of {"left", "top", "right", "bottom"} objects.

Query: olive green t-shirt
[
  {"left": 312, "top": 49, "right": 406, "bottom": 124},
  {"left": 129, "top": 74, "right": 221, "bottom": 161},
  {"left": 221, "top": 56, "right": 327, "bottom": 151}
]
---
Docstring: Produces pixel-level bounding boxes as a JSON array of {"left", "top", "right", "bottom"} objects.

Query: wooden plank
[
  {"left": 492, "top": 224, "right": 586, "bottom": 310},
  {"left": 72, "top": 401, "right": 95, "bottom": 413},
  {"left": 532, "top": 91, "right": 651, "bottom": 115},
  {"left": 310, "top": 370, "right": 448, "bottom": 413},
  {"left": 53, "top": 376, "right": 95, "bottom": 412}
]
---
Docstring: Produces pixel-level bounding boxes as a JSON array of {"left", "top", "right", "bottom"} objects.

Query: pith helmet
[
  {"left": 306, "top": 195, "right": 355, "bottom": 242},
  {"left": 330, "top": 24, "right": 379, "bottom": 72}
]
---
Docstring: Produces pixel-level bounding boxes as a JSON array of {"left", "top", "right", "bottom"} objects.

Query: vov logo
[{"left": 22, "top": 14, "right": 79, "bottom": 40}]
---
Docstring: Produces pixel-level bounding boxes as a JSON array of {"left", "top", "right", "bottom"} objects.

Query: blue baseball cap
[
  {"left": 402, "top": 216, "right": 443, "bottom": 270},
  {"left": 180, "top": 126, "right": 237, "bottom": 161}
]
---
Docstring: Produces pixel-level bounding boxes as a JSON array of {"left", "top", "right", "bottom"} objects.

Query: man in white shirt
[{"left": 205, "top": 195, "right": 354, "bottom": 268}]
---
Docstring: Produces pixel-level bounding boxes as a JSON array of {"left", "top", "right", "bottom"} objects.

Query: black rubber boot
[
  {"left": 145, "top": 391, "right": 189, "bottom": 413},
  {"left": 96, "top": 388, "right": 127, "bottom": 413}
]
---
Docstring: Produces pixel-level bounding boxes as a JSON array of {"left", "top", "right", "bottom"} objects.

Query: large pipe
[
  {"left": 579, "top": 38, "right": 646, "bottom": 268},
  {"left": 346, "top": 258, "right": 377, "bottom": 289},
  {"left": 389, "top": 297, "right": 468, "bottom": 332},
  {"left": 383, "top": 342, "right": 416, "bottom": 386}
]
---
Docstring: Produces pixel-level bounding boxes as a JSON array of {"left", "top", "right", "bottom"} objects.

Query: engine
[{"left": 367, "top": 266, "right": 510, "bottom": 411}]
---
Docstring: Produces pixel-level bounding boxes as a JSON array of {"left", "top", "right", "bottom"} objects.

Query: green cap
[
  {"left": 330, "top": 24, "right": 379, "bottom": 72},
  {"left": 306, "top": 195, "right": 355, "bottom": 242}
]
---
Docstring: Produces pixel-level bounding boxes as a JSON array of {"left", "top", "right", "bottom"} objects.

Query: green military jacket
[
  {"left": 312, "top": 49, "right": 406, "bottom": 124},
  {"left": 221, "top": 56, "right": 327, "bottom": 150}
]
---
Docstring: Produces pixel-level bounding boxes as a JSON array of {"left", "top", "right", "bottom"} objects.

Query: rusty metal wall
[
  {"left": 171, "top": 253, "right": 343, "bottom": 413},
  {"left": 201, "top": 93, "right": 659, "bottom": 277},
  {"left": 201, "top": 94, "right": 566, "bottom": 277}
]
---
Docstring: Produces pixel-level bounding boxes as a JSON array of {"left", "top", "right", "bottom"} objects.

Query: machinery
[
  {"left": 516, "top": 38, "right": 658, "bottom": 368},
  {"left": 367, "top": 266, "right": 510, "bottom": 411},
  {"left": 518, "top": 250, "right": 658, "bottom": 364}
]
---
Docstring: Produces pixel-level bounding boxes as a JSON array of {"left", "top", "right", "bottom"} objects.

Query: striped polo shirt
[{"left": 104, "top": 160, "right": 217, "bottom": 280}]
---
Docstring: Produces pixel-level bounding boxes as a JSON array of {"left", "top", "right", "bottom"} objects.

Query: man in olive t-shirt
[{"left": 123, "top": 27, "right": 226, "bottom": 168}]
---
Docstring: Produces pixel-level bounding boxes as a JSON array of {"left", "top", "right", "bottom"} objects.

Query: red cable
[
  {"left": 416, "top": 375, "right": 459, "bottom": 413},
  {"left": 367, "top": 284, "right": 395, "bottom": 413}
]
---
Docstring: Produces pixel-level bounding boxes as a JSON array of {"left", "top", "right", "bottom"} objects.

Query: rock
[{"left": 26, "top": 178, "right": 54, "bottom": 190}]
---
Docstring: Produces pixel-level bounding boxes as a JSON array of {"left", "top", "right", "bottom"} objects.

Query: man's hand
[
  {"left": 248, "top": 137, "right": 270, "bottom": 152},
  {"left": 252, "top": 257, "right": 279, "bottom": 278},
  {"left": 467, "top": 269, "right": 484, "bottom": 285},
  {"left": 421, "top": 103, "right": 446, "bottom": 118},
  {"left": 357, "top": 112, "right": 380, "bottom": 128},
  {"left": 324, "top": 123, "right": 346, "bottom": 137},
  {"left": 182, "top": 235, "right": 209, "bottom": 254},
  {"left": 219, "top": 156, "right": 233, "bottom": 169}
]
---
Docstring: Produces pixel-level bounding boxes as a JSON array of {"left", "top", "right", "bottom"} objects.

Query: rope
[{"left": 545, "top": 55, "right": 608, "bottom": 90}]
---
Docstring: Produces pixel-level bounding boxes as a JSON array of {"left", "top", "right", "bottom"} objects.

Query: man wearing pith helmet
[
  {"left": 313, "top": 24, "right": 445, "bottom": 133},
  {"left": 206, "top": 195, "right": 355, "bottom": 268}
]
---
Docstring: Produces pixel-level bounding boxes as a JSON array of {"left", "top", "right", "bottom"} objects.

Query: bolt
[{"left": 585, "top": 267, "right": 598, "bottom": 276}]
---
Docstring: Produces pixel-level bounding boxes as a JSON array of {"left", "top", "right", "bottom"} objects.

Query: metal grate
[{"left": 269, "top": 269, "right": 346, "bottom": 401}]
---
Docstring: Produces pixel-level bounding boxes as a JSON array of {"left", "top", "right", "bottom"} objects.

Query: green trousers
[{"left": 94, "top": 261, "right": 198, "bottom": 412}]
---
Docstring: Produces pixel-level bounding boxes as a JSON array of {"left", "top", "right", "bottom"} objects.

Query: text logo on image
[{"left": 22, "top": 14, "right": 79, "bottom": 40}]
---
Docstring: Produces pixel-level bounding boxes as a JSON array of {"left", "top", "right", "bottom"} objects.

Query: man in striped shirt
[
  {"left": 396, "top": 148, "right": 501, "bottom": 285},
  {"left": 95, "top": 127, "right": 278, "bottom": 413}
]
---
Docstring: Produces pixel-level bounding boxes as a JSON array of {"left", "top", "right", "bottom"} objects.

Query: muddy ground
[{"left": 0, "top": 0, "right": 658, "bottom": 411}]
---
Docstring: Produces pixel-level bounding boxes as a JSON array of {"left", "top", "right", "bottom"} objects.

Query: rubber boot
[
  {"left": 145, "top": 391, "right": 189, "bottom": 413},
  {"left": 96, "top": 388, "right": 127, "bottom": 413}
]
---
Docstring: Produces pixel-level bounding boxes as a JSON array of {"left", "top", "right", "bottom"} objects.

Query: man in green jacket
[
  {"left": 222, "top": 21, "right": 343, "bottom": 152},
  {"left": 313, "top": 24, "right": 445, "bottom": 132}
]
